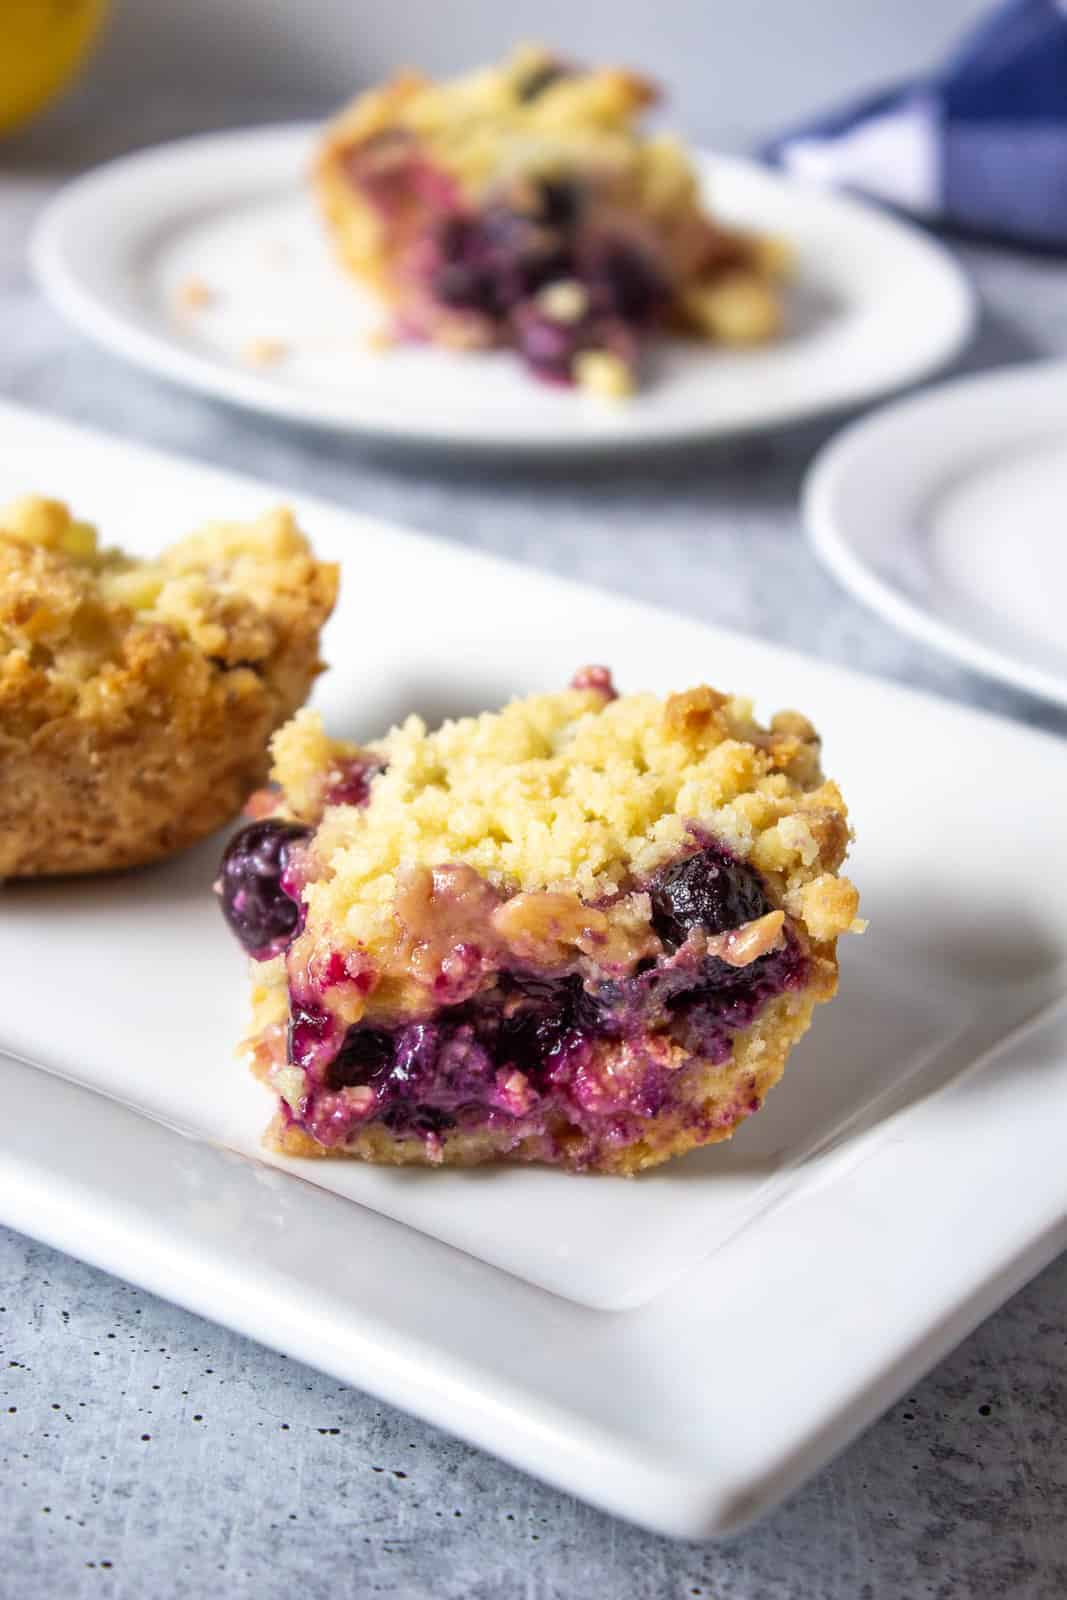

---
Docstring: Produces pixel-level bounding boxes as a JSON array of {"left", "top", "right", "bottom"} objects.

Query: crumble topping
[
  {"left": 219, "top": 675, "right": 860, "bottom": 1172},
  {"left": 242, "top": 336, "right": 289, "bottom": 366},
  {"left": 314, "top": 44, "right": 789, "bottom": 394},
  {"left": 0, "top": 496, "right": 337, "bottom": 877},
  {"left": 269, "top": 679, "right": 857, "bottom": 978},
  {"left": 175, "top": 275, "right": 215, "bottom": 311}
]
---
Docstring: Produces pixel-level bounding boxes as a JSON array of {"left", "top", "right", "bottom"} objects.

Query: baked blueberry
[
  {"left": 217, "top": 820, "right": 309, "bottom": 958},
  {"left": 228, "top": 676, "right": 859, "bottom": 1172},
  {"left": 583, "top": 239, "right": 670, "bottom": 326},
  {"left": 648, "top": 844, "right": 771, "bottom": 948},
  {"left": 513, "top": 302, "right": 584, "bottom": 382},
  {"left": 515, "top": 60, "right": 570, "bottom": 101},
  {"left": 326, "top": 1026, "right": 395, "bottom": 1089},
  {"left": 380, "top": 1105, "right": 457, "bottom": 1135},
  {"left": 496, "top": 976, "right": 596, "bottom": 1080},
  {"left": 536, "top": 179, "right": 583, "bottom": 230}
]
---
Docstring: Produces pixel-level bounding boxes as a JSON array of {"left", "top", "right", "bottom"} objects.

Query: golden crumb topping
[
  {"left": 0, "top": 496, "right": 338, "bottom": 732},
  {"left": 0, "top": 495, "right": 338, "bottom": 878},
  {"left": 320, "top": 44, "right": 666, "bottom": 198},
  {"left": 271, "top": 680, "right": 860, "bottom": 967}
]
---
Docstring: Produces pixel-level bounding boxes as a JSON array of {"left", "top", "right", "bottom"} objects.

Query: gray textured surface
[
  {"left": 3, "top": 1234, "right": 1065, "bottom": 1600},
  {"left": 2, "top": 68, "right": 1066, "bottom": 1600}
]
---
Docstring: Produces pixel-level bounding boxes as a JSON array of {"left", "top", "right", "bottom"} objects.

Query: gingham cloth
[{"left": 766, "top": 0, "right": 1067, "bottom": 248}]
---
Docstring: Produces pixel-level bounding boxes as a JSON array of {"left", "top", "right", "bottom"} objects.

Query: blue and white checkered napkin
[{"left": 766, "top": 0, "right": 1067, "bottom": 249}]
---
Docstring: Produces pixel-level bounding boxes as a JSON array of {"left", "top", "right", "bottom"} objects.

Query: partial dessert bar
[
  {"left": 218, "top": 672, "right": 860, "bottom": 1174},
  {"left": 0, "top": 497, "right": 336, "bottom": 876},
  {"left": 315, "top": 44, "right": 788, "bottom": 395}
]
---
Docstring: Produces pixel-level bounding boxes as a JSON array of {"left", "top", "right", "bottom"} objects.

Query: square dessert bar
[
  {"left": 218, "top": 671, "right": 860, "bottom": 1175},
  {"left": 314, "top": 45, "right": 788, "bottom": 395},
  {"left": 0, "top": 497, "right": 336, "bottom": 877}
]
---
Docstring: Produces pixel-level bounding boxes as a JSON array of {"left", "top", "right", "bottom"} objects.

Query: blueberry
[
  {"left": 324, "top": 756, "right": 382, "bottom": 808},
  {"left": 516, "top": 61, "right": 570, "bottom": 101},
  {"left": 496, "top": 976, "right": 596, "bottom": 1078},
  {"left": 288, "top": 999, "right": 332, "bottom": 1069},
  {"left": 584, "top": 240, "right": 669, "bottom": 326},
  {"left": 435, "top": 215, "right": 475, "bottom": 263},
  {"left": 380, "top": 1104, "right": 456, "bottom": 1135},
  {"left": 517, "top": 243, "right": 575, "bottom": 296},
  {"left": 513, "top": 306, "right": 582, "bottom": 382},
  {"left": 478, "top": 202, "right": 534, "bottom": 253},
  {"left": 217, "top": 820, "right": 309, "bottom": 958},
  {"left": 431, "top": 195, "right": 582, "bottom": 327},
  {"left": 536, "top": 179, "right": 582, "bottom": 230},
  {"left": 432, "top": 248, "right": 530, "bottom": 319},
  {"left": 431, "top": 261, "right": 495, "bottom": 312},
  {"left": 648, "top": 844, "right": 771, "bottom": 948},
  {"left": 326, "top": 1026, "right": 394, "bottom": 1090}
]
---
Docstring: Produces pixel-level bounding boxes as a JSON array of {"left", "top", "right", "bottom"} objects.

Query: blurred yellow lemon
[{"left": 0, "top": 0, "right": 109, "bottom": 135}]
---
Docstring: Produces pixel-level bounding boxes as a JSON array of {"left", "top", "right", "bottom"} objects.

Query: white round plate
[
  {"left": 32, "top": 123, "right": 974, "bottom": 452},
  {"left": 804, "top": 362, "right": 1067, "bottom": 709}
]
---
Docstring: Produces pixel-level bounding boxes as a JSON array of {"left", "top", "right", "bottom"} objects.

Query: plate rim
[
  {"left": 29, "top": 120, "right": 976, "bottom": 452},
  {"left": 803, "top": 358, "right": 1067, "bottom": 710}
]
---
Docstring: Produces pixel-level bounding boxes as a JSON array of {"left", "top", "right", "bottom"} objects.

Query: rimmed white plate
[
  {"left": 30, "top": 124, "right": 974, "bottom": 451},
  {"left": 805, "top": 361, "right": 1067, "bottom": 709},
  {"left": 2, "top": 402, "right": 1065, "bottom": 1538}
]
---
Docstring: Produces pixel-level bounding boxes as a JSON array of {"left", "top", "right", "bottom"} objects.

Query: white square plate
[{"left": 2, "top": 402, "right": 1065, "bottom": 1536}]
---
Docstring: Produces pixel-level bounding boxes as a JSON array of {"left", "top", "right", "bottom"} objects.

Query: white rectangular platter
[{"left": 1, "top": 401, "right": 1065, "bottom": 1537}]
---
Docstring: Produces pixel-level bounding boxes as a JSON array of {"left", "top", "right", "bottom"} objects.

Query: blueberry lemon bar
[
  {"left": 0, "top": 497, "right": 337, "bottom": 877},
  {"left": 218, "top": 672, "right": 860, "bottom": 1174},
  {"left": 315, "top": 44, "right": 788, "bottom": 395}
]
